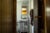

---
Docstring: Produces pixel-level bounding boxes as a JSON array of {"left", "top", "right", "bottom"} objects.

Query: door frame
[{"left": 13, "top": 0, "right": 16, "bottom": 33}]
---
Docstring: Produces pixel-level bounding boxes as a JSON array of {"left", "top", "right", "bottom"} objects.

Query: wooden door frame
[
  {"left": 44, "top": 0, "right": 47, "bottom": 33},
  {"left": 13, "top": 0, "right": 16, "bottom": 33}
]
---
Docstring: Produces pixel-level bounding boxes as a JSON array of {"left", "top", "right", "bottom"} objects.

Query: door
[
  {"left": 38, "top": 0, "right": 48, "bottom": 33},
  {"left": 38, "top": 0, "right": 45, "bottom": 33},
  {"left": 0, "top": 0, "right": 16, "bottom": 33}
]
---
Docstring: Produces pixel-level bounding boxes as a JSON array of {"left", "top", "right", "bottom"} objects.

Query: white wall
[
  {"left": 17, "top": 1, "right": 22, "bottom": 22},
  {"left": 17, "top": 0, "right": 30, "bottom": 22},
  {"left": 29, "top": 0, "right": 34, "bottom": 14},
  {"left": 17, "top": 0, "right": 34, "bottom": 21},
  {"left": 31, "top": 0, "right": 34, "bottom": 9}
]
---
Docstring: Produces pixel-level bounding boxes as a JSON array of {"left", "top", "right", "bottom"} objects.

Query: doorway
[
  {"left": 16, "top": 0, "right": 34, "bottom": 33},
  {"left": 15, "top": 0, "right": 46, "bottom": 33}
]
